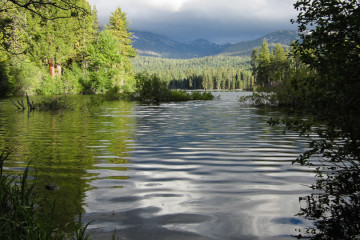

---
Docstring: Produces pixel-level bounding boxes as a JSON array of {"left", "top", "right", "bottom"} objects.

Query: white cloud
[
  {"left": 88, "top": 0, "right": 298, "bottom": 43},
  {"left": 146, "top": 0, "right": 191, "bottom": 12}
]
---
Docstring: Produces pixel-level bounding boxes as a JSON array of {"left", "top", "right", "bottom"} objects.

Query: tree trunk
[
  {"left": 56, "top": 64, "right": 62, "bottom": 77},
  {"left": 48, "top": 59, "right": 55, "bottom": 78}
]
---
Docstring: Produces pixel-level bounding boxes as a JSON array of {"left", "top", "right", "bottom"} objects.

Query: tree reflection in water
[{"left": 276, "top": 119, "right": 360, "bottom": 239}]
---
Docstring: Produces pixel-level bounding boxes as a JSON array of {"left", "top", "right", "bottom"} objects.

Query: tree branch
[{"left": 4, "top": 0, "right": 89, "bottom": 20}]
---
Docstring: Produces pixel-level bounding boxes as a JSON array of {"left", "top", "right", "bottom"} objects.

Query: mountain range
[{"left": 131, "top": 30, "right": 300, "bottom": 59}]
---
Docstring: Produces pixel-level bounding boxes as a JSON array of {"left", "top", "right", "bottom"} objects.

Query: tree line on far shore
[{"left": 132, "top": 55, "right": 255, "bottom": 90}]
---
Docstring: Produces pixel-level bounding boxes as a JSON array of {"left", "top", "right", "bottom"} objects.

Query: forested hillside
[
  {"left": 0, "top": 1, "right": 135, "bottom": 96},
  {"left": 132, "top": 56, "right": 254, "bottom": 90},
  {"left": 129, "top": 30, "right": 300, "bottom": 91}
]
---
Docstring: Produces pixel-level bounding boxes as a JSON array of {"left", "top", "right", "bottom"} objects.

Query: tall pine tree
[
  {"left": 106, "top": 8, "right": 136, "bottom": 59},
  {"left": 105, "top": 7, "right": 136, "bottom": 91},
  {"left": 270, "top": 43, "right": 287, "bottom": 84},
  {"left": 257, "top": 39, "right": 271, "bottom": 86}
]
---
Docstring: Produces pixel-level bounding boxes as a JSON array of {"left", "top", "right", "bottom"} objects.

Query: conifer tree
[
  {"left": 106, "top": 8, "right": 136, "bottom": 59},
  {"left": 270, "top": 43, "right": 287, "bottom": 83},
  {"left": 257, "top": 39, "right": 271, "bottom": 86},
  {"left": 106, "top": 7, "right": 136, "bottom": 91},
  {"left": 86, "top": 30, "right": 123, "bottom": 93},
  {"left": 250, "top": 47, "right": 259, "bottom": 78},
  {"left": 75, "top": 4, "right": 100, "bottom": 73}
]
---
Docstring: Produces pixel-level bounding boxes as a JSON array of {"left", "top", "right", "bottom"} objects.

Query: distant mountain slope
[
  {"left": 131, "top": 31, "right": 186, "bottom": 58},
  {"left": 181, "top": 39, "right": 230, "bottom": 58},
  {"left": 220, "top": 30, "right": 300, "bottom": 56},
  {"left": 132, "top": 31, "right": 228, "bottom": 58},
  {"left": 131, "top": 30, "right": 299, "bottom": 59}
]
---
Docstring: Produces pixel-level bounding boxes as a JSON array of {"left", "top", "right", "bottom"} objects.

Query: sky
[{"left": 87, "top": 0, "right": 298, "bottom": 44}]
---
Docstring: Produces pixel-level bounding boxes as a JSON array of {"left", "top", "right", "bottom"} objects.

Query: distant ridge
[
  {"left": 131, "top": 30, "right": 299, "bottom": 59},
  {"left": 131, "top": 31, "right": 185, "bottom": 58},
  {"left": 220, "top": 30, "right": 300, "bottom": 56}
]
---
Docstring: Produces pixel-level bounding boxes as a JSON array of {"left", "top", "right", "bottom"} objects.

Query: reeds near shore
[
  {"left": 0, "top": 151, "right": 92, "bottom": 240},
  {"left": 10, "top": 95, "right": 75, "bottom": 111}
]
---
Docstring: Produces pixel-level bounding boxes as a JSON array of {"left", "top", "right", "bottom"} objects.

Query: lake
[{"left": 0, "top": 92, "right": 315, "bottom": 240}]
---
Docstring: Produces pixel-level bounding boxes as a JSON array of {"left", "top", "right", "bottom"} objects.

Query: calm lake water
[{"left": 0, "top": 92, "right": 315, "bottom": 240}]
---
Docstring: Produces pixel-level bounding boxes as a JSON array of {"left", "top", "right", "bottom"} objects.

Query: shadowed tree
[{"left": 280, "top": 0, "right": 360, "bottom": 238}]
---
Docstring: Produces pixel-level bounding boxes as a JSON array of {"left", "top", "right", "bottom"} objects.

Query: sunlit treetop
[{"left": 106, "top": 7, "right": 137, "bottom": 58}]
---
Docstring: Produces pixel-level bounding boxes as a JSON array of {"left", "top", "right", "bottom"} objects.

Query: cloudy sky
[{"left": 87, "top": 0, "right": 298, "bottom": 43}]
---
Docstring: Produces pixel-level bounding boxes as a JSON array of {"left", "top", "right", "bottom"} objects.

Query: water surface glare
[{"left": 0, "top": 92, "right": 314, "bottom": 239}]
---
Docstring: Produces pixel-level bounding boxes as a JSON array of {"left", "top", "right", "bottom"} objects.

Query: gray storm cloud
[{"left": 88, "top": 0, "right": 298, "bottom": 43}]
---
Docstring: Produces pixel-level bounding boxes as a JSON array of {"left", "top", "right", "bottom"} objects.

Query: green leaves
[
  {"left": 4, "top": 0, "right": 89, "bottom": 20},
  {"left": 0, "top": 1, "right": 137, "bottom": 96},
  {"left": 106, "top": 8, "right": 136, "bottom": 59},
  {"left": 133, "top": 56, "right": 253, "bottom": 91},
  {"left": 77, "top": 8, "right": 137, "bottom": 94},
  {"left": 134, "top": 73, "right": 170, "bottom": 102},
  {"left": 293, "top": 0, "right": 360, "bottom": 84},
  {"left": 134, "top": 73, "right": 214, "bottom": 102},
  {"left": 85, "top": 30, "right": 125, "bottom": 93},
  {"left": 251, "top": 39, "right": 294, "bottom": 89}
]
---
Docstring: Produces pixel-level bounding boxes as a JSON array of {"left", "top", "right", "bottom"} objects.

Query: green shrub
[
  {"left": 36, "top": 75, "right": 59, "bottom": 95},
  {"left": 169, "top": 90, "right": 192, "bottom": 101},
  {"left": 61, "top": 64, "right": 83, "bottom": 95},
  {"left": 191, "top": 91, "right": 215, "bottom": 100},
  {"left": 135, "top": 73, "right": 171, "bottom": 102},
  {"left": 6, "top": 61, "right": 43, "bottom": 96},
  {"left": 135, "top": 73, "right": 215, "bottom": 103}
]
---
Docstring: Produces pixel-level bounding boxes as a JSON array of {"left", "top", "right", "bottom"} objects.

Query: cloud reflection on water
[{"left": 83, "top": 92, "right": 314, "bottom": 239}]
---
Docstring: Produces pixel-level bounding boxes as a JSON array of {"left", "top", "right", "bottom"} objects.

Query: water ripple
[
  {"left": 0, "top": 93, "right": 315, "bottom": 239},
  {"left": 81, "top": 93, "right": 315, "bottom": 239}
]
